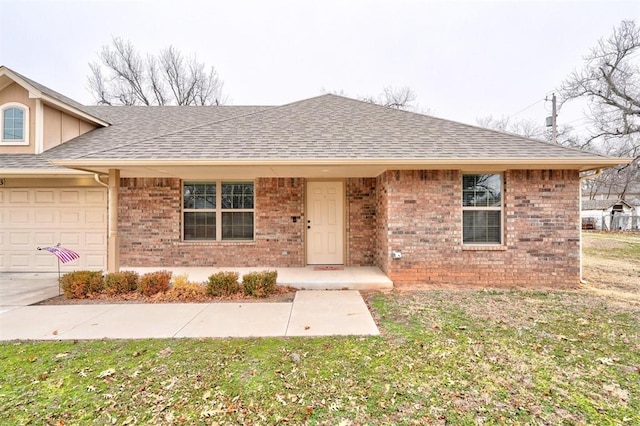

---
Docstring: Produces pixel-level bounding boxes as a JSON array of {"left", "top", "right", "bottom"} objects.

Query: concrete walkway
[{"left": 0, "top": 290, "right": 379, "bottom": 341}]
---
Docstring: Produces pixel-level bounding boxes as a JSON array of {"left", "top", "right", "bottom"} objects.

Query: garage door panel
[
  {"left": 9, "top": 231, "right": 32, "bottom": 247},
  {"left": 60, "top": 211, "right": 81, "bottom": 225},
  {"left": 8, "top": 254, "right": 31, "bottom": 267},
  {"left": 60, "top": 232, "right": 81, "bottom": 246},
  {"left": 60, "top": 190, "right": 80, "bottom": 203},
  {"left": 86, "top": 190, "right": 107, "bottom": 204},
  {"left": 85, "top": 254, "right": 107, "bottom": 268},
  {"left": 86, "top": 232, "right": 107, "bottom": 247},
  {"left": 9, "top": 190, "right": 30, "bottom": 203},
  {"left": 35, "top": 254, "right": 57, "bottom": 268},
  {"left": 86, "top": 210, "right": 107, "bottom": 225},
  {"left": 35, "top": 210, "right": 57, "bottom": 225},
  {"left": 35, "top": 232, "right": 56, "bottom": 246},
  {"left": 0, "top": 187, "right": 107, "bottom": 272},
  {"left": 35, "top": 190, "right": 56, "bottom": 203},
  {"left": 9, "top": 209, "right": 31, "bottom": 224}
]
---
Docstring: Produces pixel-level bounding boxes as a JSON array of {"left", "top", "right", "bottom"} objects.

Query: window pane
[
  {"left": 3, "top": 107, "right": 25, "bottom": 140},
  {"left": 183, "top": 182, "right": 216, "bottom": 209},
  {"left": 463, "top": 211, "right": 501, "bottom": 243},
  {"left": 184, "top": 212, "right": 216, "bottom": 240},
  {"left": 462, "top": 174, "right": 501, "bottom": 207},
  {"left": 222, "top": 212, "right": 254, "bottom": 240},
  {"left": 221, "top": 183, "right": 254, "bottom": 209}
]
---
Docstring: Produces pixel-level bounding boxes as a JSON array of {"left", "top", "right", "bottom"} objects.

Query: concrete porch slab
[
  {"left": 286, "top": 290, "right": 379, "bottom": 336},
  {"left": 125, "top": 266, "right": 393, "bottom": 291}
]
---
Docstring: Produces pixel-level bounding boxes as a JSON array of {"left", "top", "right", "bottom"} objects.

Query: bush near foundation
[
  {"left": 138, "top": 270, "right": 172, "bottom": 296},
  {"left": 242, "top": 270, "right": 278, "bottom": 298},
  {"left": 158, "top": 273, "right": 205, "bottom": 301},
  {"left": 206, "top": 271, "right": 240, "bottom": 296},
  {"left": 103, "top": 271, "right": 139, "bottom": 295},
  {"left": 60, "top": 270, "right": 104, "bottom": 299}
]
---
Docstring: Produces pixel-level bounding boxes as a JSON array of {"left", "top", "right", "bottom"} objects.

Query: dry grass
[{"left": 581, "top": 231, "right": 640, "bottom": 303}]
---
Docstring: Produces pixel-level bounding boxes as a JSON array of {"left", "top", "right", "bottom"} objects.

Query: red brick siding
[
  {"left": 119, "top": 177, "right": 305, "bottom": 267},
  {"left": 379, "top": 170, "right": 581, "bottom": 288},
  {"left": 346, "top": 178, "right": 376, "bottom": 266},
  {"left": 118, "top": 171, "right": 581, "bottom": 288}
]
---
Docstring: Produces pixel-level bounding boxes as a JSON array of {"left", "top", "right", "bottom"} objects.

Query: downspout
[
  {"left": 578, "top": 169, "right": 602, "bottom": 284},
  {"left": 94, "top": 173, "right": 109, "bottom": 187}
]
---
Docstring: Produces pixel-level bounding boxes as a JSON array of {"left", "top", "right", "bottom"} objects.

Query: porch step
[{"left": 124, "top": 266, "right": 393, "bottom": 291}]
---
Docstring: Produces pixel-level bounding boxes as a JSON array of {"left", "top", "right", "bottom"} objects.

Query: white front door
[{"left": 306, "top": 181, "right": 344, "bottom": 265}]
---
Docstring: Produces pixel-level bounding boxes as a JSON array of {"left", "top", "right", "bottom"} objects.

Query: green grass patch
[{"left": 2, "top": 290, "right": 639, "bottom": 424}]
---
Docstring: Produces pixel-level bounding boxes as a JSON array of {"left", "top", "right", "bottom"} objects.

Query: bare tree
[
  {"left": 476, "top": 115, "right": 578, "bottom": 146},
  {"left": 559, "top": 20, "right": 640, "bottom": 200},
  {"left": 88, "top": 37, "right": 225, "bottom": 106},
  {"left": 560, "top": 20, "right": 640, "bottom": 151},
  {"left": 476, "top": 115, "right": 545, "bottom": 139},
  {"left": 361, "top": 85, "right": 418, "bottom": 111}
]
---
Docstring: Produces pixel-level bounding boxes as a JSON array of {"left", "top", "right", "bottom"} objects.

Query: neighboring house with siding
[
  {"left": 581, "top": 199, "right": 638, "bottom": 231},
  {"left": 0, "top": 66, "right": 630, "bottom": 288}
]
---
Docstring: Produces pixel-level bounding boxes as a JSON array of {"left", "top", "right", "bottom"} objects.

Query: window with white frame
[
  {"left": 183, "top": 181, "right": 254, "bottom": 241},
  {"left": 1, "top": 103, "right": 29, "bottom": 145},
  {"left": 462, "top": 173, "right": 503, "bottom": 244}
]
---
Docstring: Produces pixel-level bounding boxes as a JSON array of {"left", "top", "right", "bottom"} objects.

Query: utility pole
[
  {"left": 545, "top": 93, "right": 558, "bottom": 143},
  {"left": 551, "top": 93, "right": 557, "bottom": 144}
]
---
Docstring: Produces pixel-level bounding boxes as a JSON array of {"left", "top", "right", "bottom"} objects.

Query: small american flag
[{"left": 38, "top": 244, "right": 80, "bottom": 263}]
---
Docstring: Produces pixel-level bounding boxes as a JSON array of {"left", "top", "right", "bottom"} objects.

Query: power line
[{"left": 510, "top": 98, "right": 545, "bottom": 118}]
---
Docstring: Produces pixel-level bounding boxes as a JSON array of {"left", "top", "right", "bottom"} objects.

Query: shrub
[
  {"left": 60, "top": 270, "right": 104, "bottom": 299},
  {"left": 103, "top": 271, "right": 139, "bottom": 295},
  {"left": 242, "top": 270, "right": 278, "bottom": 298},
  {"left": 138, "top": 270, "right": 172, "bottom": 296},
  {"left": 206, "top": 271, "right": 240, "bottom": 296},
  {"left": 158, "top": 282, "right": 206, "bottom": 301},
  {"left": 171, "top": 273, "right": 191, "bottom": 288}
]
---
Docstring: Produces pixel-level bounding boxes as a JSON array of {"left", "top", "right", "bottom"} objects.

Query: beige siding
[
  {"left": 0, "top": 82, "right": 36, "bottom": 154},
  {"left": 43, "top": 104, "right": 97, "bottom": 151}
]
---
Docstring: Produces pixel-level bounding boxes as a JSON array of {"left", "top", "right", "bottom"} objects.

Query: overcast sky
[{"left": 1, "top": 0, "right": 638, "bottom": 131}]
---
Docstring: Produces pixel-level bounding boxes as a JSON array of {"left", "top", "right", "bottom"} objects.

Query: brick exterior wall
[
  {"left": 119, "top": 177, "right": 305, "bottom": 267},
  {"left": 117, "top": 170, "right": 581, "bottom": 288},
  {"left": 377, "top": 169, "right": 581, "bottom": 288},
  {"left": 346, "top": 178, "right": 376, "bottom": 266}
]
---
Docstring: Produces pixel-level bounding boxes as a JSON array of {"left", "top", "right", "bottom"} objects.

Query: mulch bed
[{"left": 35, "top": 285, "right": 298, "bottom": 305}]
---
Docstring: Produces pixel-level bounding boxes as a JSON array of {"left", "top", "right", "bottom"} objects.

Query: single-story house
[
  {"left": 0, "top": 66, "right": 630, "bottom": 288},
  {"left": 581, "top": 199, "right": 638, "bottom": 231}
]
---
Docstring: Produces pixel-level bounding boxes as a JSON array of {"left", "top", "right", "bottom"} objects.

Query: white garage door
[{"left": 0, "top": 187, "right": 107, "bottom": 272}]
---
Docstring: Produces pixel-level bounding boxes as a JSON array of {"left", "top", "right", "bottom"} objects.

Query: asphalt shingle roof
[
  {"left": 582, "top": 199, "right": 633, "bottom": 210},
  {"left": 60, "top": 94, "right": 610, "bottom": 161}
]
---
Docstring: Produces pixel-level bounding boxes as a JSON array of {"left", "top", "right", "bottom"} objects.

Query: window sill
[
  {"left": 0, "top": 140, "right": 29, "bottom": 146},
  {"left": 462, "top": 245, "right": 507, "bottom": 251},
  {"left": 178, "top": 240, "right": 256, "bottom": 246}
]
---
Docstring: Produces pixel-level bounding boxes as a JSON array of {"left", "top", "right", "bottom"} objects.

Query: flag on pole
[{"left": 38, "top": 245, "right": 80, "bottom": 263}]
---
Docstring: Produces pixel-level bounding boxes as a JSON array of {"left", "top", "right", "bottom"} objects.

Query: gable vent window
[
  {"left": 1, "top": 103, "right": 29, "bottom": 145},
  {"left": 462, "top": 173, "right": 503, "bottom": 244},
  {"left": 183, "top": 181, "right": 254, "bottom": 241}
]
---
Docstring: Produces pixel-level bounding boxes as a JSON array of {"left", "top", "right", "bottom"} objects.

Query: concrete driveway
[{"left": 0, "top": 272, "right": 60, "bottom": 314}]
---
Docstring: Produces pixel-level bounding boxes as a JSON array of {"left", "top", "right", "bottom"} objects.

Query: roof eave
[{"left": 51, "top": 157, "right": 631, "bottom": 172}]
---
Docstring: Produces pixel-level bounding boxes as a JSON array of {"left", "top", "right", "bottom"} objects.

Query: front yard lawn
[{"left": 1, "top": 289, "right": 638, "bottom": 425}]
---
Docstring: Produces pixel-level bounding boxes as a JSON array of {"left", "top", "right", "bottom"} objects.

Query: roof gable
[
  {"left": 582, "top": 199, "right": 634, "bottom": 210},
  {"left": 0, "top": 65, "right": 109, "bottom": 126}
]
